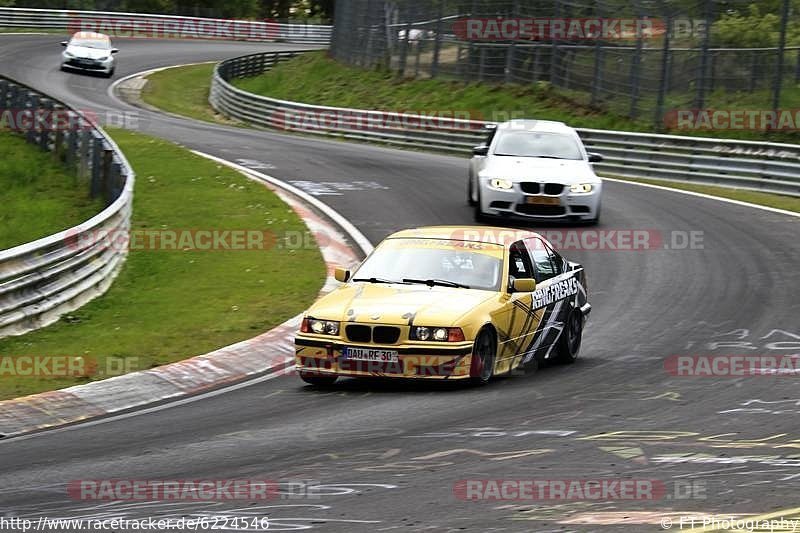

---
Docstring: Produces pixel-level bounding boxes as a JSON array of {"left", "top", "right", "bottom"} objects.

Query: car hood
[
  {"left": 307, "top": 283, "right": 496, "bottom": 326},
  {"left": 65, "top": 45, "right": 111, "bottom": 60},
  {"left": 481, "top": 156, "right": 598, "bottom": 183}
]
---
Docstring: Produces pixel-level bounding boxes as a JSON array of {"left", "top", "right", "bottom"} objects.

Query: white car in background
[
  {"left": 468, "top": 120, "right": 604, "bottom": 225},
  {"left": 60, "top": 31, "right": 118, "bottom": 77}
]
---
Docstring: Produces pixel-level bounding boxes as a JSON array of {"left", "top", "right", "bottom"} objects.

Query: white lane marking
[
  {"left": 192, "top": 150, "right": 374, "bottom": 255},
  {"left": 603, "top": 177, "right": 800, "bottom": 218}
]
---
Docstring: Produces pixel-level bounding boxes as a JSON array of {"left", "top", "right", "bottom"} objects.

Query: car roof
[
  {"left": 387, "top": 226, "right": 543, "bottom": 247},
  {"left": 71, "top": 31, "right": 110, "bottom": 41},
  {"left": 494, "top": 119, "right": 572, "bottom": 133}
]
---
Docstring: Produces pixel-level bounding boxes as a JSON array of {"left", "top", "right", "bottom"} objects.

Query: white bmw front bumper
[{"left": 478, "top": 178, "right": 602, "bottom": 221}]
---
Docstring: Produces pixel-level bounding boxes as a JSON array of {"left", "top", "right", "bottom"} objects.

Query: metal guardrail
[
  {"left": 0, "top": 7, "right": 331, "bottom": 45},
  {"left": 0, "top": 76, "right": 134, "bottom": 338},
  {"left": 210, "top": 51, "right": 800, "bottom": 198}
]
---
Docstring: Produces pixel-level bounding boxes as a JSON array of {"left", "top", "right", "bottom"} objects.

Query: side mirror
[
  {"left": 509, "top": 277, "right": 536, "bottom": 293},
  {"left": 111, "top": 48, "right": 119, "bottom": 54},
  {"left": 334, "top": 267, "right": 351, "bottom": 283},
  {"left": 588, "top": 152, "right": 604, "bottom": 163},
  {"left": 472, "top": 145, "right": 489, "bottom": 156},
  {"left": 61, "top": 41, "right": 69, "bottom": 47}
]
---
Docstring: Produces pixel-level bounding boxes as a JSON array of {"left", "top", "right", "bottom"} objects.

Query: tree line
[{"left": 2, "top": 1, "right": 334, "bottom": 21}]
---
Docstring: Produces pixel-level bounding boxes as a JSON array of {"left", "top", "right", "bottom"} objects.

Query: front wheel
[
  {"left": 474, "top": 190, "right": 488, "bottom": 223},
  {"left": 298, "top": 372, "right": 338, "bottom": 386},
  {"left": 467, "top": 176, "right": 477, "bottom": 206},
  {"left": 469, "top": 329, "right": 497, "bottom": 385},
  {"left": 553, "top": 310, "right": 583, "bottom": 364}
]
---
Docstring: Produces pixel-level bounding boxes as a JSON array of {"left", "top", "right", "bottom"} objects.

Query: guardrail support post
[
  {"left": 39, "top": 99, "right": 53, "bottom": 152},
  {"left": 0, "top": 80, "right": 8, "bottom": 108},
  {"left": 65, "top": 112, "right": 79, "bottom": 169},
  {"left": 90, "top": 135, "right": 104, "bottom": 198},
  {"left": 655, "top": 15, "right": 672, "bottom": 128},
  {"left": 430, "top": 1, "right": 444, "bottom": 78},
  {"left": 26, "top": 92, "right": 39, "bottom": 145}
]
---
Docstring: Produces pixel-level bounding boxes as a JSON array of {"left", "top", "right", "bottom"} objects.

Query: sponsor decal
[{"left": 532, "top": 277, "right": 578, "bottom": 308}]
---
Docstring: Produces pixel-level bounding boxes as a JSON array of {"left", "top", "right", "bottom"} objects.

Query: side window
[
  {"left": 486, "top": 126, "right": 497, "bottom": 147},
  {"left": 508, "top": 241, "right": 534, "bottom": 279},
  {"left": 526, "top": 238, "right": 557, "bottom": 281},
  {"left": 544, "top": 243, "right": 565, "bottom": 276}
]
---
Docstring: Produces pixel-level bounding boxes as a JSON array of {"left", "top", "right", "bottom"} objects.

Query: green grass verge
[
  {"left": 0, "top": 128, "right": 326, "bottom": 400},
  {"left": 140, "top": 63, "right": 234, "bottom": 124},
  {"left": 608, "top": 177, "right": 800, "bottom": 213},
  {"left": 0, "top": 130, "right": 104, "bottom": 250},
  {"left": 139, "top": 56, "right": 800, "bottom": 215},
  {"left": 232, "top": 51, "right": 800, "bottom": 143}
]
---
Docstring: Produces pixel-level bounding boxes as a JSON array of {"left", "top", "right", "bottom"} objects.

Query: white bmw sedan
[
  {"left": 60, "top": 31, "right": 118, "bottom": 77},
  {"left": 468, "top": 120, "right": 603, "bottom": 224}
]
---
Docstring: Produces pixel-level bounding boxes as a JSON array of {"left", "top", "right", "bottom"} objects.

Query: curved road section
[{"left": 0, "top": 35, "right": 799, "bottom": 532}]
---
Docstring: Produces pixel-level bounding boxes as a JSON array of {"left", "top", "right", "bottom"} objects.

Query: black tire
[
  {"left": 299, "top": 372, "right": 338, "bottom": 386},
  {"left": 474, "top": 189, "right": 487, "bottom": 223},
  {"left": 553, "top": 310, "right": 583, "bottom": 364},
  {"left": 469, "top": 328, "right": 497, "bottom": 385},
  {"left": 467, "top": 176, "right": 477, "bottom": 206}
]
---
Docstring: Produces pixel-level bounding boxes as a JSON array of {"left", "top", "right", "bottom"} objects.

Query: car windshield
[
  {"left": 70, "top": 38, "right": 110, "bottom": 50},
  {"left": 352, "top": 238, "right": 503, "bottom": 291},
  {"left": 493, "top": 130, "right": 583, "bottom": 160}
]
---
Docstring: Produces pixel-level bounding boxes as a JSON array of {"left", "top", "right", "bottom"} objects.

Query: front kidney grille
[
  {"left": 345, "top": 324, "right": 371, "bottom": 343},
  {"left": 344, "top": 325, "right": 402, "bottom": 344}
]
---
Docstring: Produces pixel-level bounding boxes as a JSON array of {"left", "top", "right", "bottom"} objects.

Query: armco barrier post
[
  {"left": 39, "top": 98, "right": 53, "bottom": 151},
  {"left": 101, "top": 147, "right": 113, "bottom": 205},
  {"left": 25, "top": 92, "right": 38, "bottom": 145},
  {"left": 53, "top": 104, "right": 65, "bottom": 162},
  {"left": 65, "top": 115, "right": 79, "bottom": 169},
  {"left": 90, "top": 134, "right": 103, "bottom": 198},
  {"left": 109, "top": 160, "right": 123, "bottom": 202},
  {"left": 78, "top": 129, "right": 91, "bottom": 179}
]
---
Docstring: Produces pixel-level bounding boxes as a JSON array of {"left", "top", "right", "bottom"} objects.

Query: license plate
[
  {"left": 526, "top": 196, "right": 561, "bottom": 205},
  {"left": 341, "top": 347, "right": 399, "bottom": 363}
]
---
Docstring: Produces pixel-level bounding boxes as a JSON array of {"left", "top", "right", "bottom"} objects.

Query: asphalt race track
[{"left": 0, "top": 36, "right": 799, "bottom": 532}]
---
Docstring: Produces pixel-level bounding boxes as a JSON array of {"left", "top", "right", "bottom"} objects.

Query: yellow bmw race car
[{"left": 294, "top": 226, "right": 591, "bottom": 386}]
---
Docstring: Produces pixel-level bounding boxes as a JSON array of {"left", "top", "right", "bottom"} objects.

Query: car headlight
[
  {"left": 489, "top": 178, "right": 513, "bottom": 190},
  {"left": 63, "top": 51, "right": 74, "bottom": 58},
  {"left": 411, "top": 326, "right": 465, "bottom": 342},
  {"left": 301, "top": 317, "right": 340, "bottom": 336},
  {"left": 570, "top": 183, "right": 594, "bottom": 193}
]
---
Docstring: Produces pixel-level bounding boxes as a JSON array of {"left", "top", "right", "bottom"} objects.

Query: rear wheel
[
  {"left": 469, "top": 328, "right": 497, "bottom": 385},
  {"left": 298, "top": 372, "right": 338, "bottom": 386},
  {"left": 553, "top": 310, "right": 583, "bottom": 364}
]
